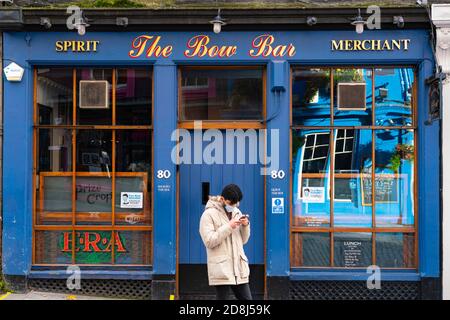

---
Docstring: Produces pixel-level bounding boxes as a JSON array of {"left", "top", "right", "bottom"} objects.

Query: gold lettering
[
  {"left": 344, "top": 40, "right": 353, "bottom": 51},
  {"left": 63, "top": 41, "right": 72, "bottom": 51},
  {"left": 331, "top": 39, "right": 411, "bottom": 51},
  {"left": 92, "top": 41, "right": 100, "bottom": 52},
  {"left": 403, "top": 39, "right": 410, "bottom": 51},
  {"left": 331, "top": 40, "right": 343, "bottom": 51},
  {"left": 77, "top": 41, "right": 85, "bottom": 52},
  {"left": 362, "top": 40, "right": 371, "bottom": 50},
  {"left": 55, "top": 41, "right": 64, "bottom": 52},
  {"left": 392, "top": 40, "right": 401, "bottom": 50},
  {"left": 382, "top": 40, "right": 392, "bottom": 51},
  {"left": 56, "top": 40, "right": 100, "bottom": 52}
]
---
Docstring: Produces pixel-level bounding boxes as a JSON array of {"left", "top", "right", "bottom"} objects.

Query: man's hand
[
  {"left": 229, "top": 216, "right": 241, "bottom": 229},
  {"left": 239, "top": 216, "right": 249, "bottom": 227}
]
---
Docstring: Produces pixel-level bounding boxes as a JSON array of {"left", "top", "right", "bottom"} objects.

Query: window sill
[
  {"left": 289, "top": 269, "right": 420, "bottom": 281},
  {"left": 29, "top": 266, "right": 153, "bottom": 280}
]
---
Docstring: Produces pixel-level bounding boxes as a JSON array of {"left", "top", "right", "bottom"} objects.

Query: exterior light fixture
[
  {"left": 393, "top": 16, "right": 405, "bottom": 28},
  {"left": 209, "top": 9, "right": 226, "bottom": 34},
  {"left": 351, "top": 9, "right": 366, "bottom": 34},
  {"left": 40, "top": 17, "right": 52, "bottom": 29},
  {"left": 75, "top": 11, "right": 89, "bottom": 36},
  {"left": 306, "top": 16, "right": 317, "bottom": 26},
  {"left": 116, "top": 17, "right": 128, "bottom": 27}
]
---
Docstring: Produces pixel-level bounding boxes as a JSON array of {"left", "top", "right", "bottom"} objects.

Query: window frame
[
  {"left": 290, "top": 66, "right": 418, "bottom": 270},
  {"left": 178, "top": 65, "right": 267, "bottom": 129},
  {"left": 32, "top": 67, "right": 154, "bottom": 267}
]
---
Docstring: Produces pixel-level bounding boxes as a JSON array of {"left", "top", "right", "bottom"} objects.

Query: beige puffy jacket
[{"left": 199, "top": 196, "right": 251, "bottom": 286}]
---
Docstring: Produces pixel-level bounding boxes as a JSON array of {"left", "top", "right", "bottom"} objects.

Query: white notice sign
[
  {"left": 120, "top": 192, "right": 143, "bottom": 209},
  {"left": 302, "top": 187, "right": 325, "bottom": 203}
]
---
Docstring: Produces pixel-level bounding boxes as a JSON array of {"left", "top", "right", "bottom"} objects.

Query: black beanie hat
[{"left": 221, "top": 184, "right": 243, "bottom": 205}]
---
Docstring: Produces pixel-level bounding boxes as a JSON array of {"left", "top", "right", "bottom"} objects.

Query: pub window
[
  {"left": 34, "top": 67, "right": 153, "bottom": 266},
  {"left": 291, "top": 67, "right": 417, "bottom": 269},
  {"left": 179, "top": 66, "right": 264, "bottom": 122}
]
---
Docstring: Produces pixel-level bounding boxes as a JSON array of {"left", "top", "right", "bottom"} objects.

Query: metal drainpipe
[
  {"left": 432, "top": 3, "right": 450, "bottom": 301},
  {"left": 0, "top": 31, "right": 3, "bottom": 277}
]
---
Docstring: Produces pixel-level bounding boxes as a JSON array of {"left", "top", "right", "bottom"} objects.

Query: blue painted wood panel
[{"left": 179, "top": 130, "right": 264, "bottom": 264}]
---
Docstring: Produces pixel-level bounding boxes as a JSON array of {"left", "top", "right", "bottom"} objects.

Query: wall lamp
[
  {"left": 116, "top": 17, "right": 128, "bottom": 27},
  {"left": 351, "top": 9, "right": 366, "bottom": 34},
  {"left": 74, "top": 10, "right": 89, "bottom": 36},
  {"left": 40, "top": 17, "right": 52, "bottom": 29},
  {"left": 393, "top": 16, "right": 405, "bottom": 28},
  {"left": 209, "top": 9, "right": 227, "bottom": 34},
  {"left": 306, "top": 16, "right": 317, "bottom": 26}
]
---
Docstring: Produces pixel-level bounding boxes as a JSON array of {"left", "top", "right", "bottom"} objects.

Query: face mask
[{"left": 224, "top": 204, "right": 236, "bottom": 213}]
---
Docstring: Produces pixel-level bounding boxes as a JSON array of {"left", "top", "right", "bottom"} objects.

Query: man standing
[{"left": 199, "top": 184, "right": 252, "bottom": 300}]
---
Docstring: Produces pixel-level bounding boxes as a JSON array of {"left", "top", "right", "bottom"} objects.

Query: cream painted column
[{"left": 432, "top": 3, "right": 450, "bottom": 301}]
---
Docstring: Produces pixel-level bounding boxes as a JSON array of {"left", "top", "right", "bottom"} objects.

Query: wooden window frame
[
  {"left": 178, "top": 65, "right": 267, "bottom": 129},
  {"left": 290, "top": 66, "right": 419, "bottom": 270},
  {"left": 32, "top": 67, "right": 154, "bottom": 267}
]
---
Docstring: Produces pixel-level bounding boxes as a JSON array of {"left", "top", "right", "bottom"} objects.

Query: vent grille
[
  {"left": 337, "top": 82, "right": 366, "bottom": 110},
  {"left": 79, "top": 80, "right": 109, "bottom": 109},
  {"left": 29, "top": 279, "right": 151, "bottom": 300},
  {"left": 290, "top": 281, "right": 419, "bottom": 300}
]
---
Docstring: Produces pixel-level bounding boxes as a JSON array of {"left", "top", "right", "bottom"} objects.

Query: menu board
[
  {"left": 334, "top": 233, "right": 372, "bottom": 267},
  {"left": 361, "top": 174, "right": 399, "bottom": 206}
]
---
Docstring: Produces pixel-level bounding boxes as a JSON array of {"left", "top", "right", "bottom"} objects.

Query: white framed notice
[
  {"left": 120, "top": 192, "right": 143, "bottom": 209},
  {"left": 302, "top": 187, "right": 325, "bottom": 203}
]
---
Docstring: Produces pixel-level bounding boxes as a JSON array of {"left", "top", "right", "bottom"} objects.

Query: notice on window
[
  {"left": 343, "top": 241, "right": 362, "bottom": 267},
  {"left": 120, "top": 192, "right": 143, "bottom": 209},
  {"left": 302, "top": 187, "right": 325, "bottom": 203},
  {"left": 361, "top": 175, "right": 399, "bottom": 206}
]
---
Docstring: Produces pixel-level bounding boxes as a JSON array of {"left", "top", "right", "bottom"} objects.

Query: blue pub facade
[{"left": 0, "top": 8, "right": 442, "bottom": 299}]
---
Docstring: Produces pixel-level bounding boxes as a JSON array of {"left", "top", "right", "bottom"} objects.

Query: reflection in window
[
  {"left": 38, "top": 129, "right": 72, "bottom": 172},
  {"left": 116, "top": 68, "right": 152, "bottom": 125},
  {"left": 302, "top": 132, "right": 330, "bottom": 173},
  {"left": 292, "top": 130, "right": 330, "bottom": 227},
  {"left": 333, "top": 68, "right": 372, "bottom": 126},
  {"left": 37, "top": 68, "right": 73, "bottom": 125},
  {"left": 333, "top": 129, "right": 372, "bottom": 227},
  {"left": 375, "top": 68, "right": 414, "bottom": 127},
  {"left": 180, "top": 68, "right": 263, "bottom": 120},
  {"left": 291, "top": 66, "right": 417, "bottom": 270},
  {"left": 334, "top": 129, "right": 354, "bottom": 171},
  {"left": 292, "top": 68, "right": 331, "bottom": 126},
  {"left": 36, "top": 129, "right": 73, "bottom": 226},
  {"left": 76, "top": 130, "right": 112, "bottom": 173},
  {"left": 375, "top": 129, "right": 415, "bottom": 227}
]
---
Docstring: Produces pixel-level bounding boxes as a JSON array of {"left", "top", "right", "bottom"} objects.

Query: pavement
[{"left": 0, "top": 290, "right": 121, "bottom": 300}]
